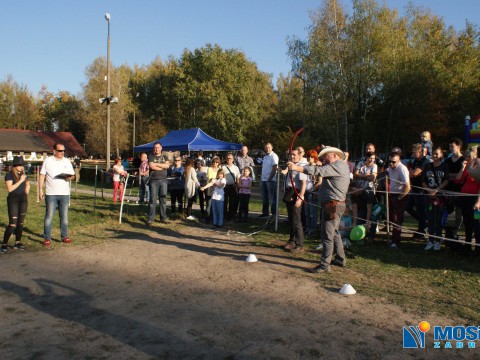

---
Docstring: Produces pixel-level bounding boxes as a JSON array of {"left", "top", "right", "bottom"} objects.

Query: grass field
[{"left": 1, "top": 180, "right": 479, "bottom": 324}]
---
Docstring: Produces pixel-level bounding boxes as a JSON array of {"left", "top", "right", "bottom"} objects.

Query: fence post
[{"left": 94, "top": 165, "right": 98, "bottom": 211}]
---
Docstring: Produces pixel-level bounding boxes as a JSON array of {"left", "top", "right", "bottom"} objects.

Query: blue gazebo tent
[{"left": 133, "top": 128, "right": 242, "bottom": 153}]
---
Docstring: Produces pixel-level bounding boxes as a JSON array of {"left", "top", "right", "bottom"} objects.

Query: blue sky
[{"left": 1, "top": 0, "right": 478, "bottom": 96}]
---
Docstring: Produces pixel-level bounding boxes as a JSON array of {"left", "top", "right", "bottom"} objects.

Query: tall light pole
[{"left": 105, "top": 12, "right": 111, "bottom": 171}]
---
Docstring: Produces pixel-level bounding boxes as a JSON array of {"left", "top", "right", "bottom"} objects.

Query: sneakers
[
  {"left": 13, "top": 242, "right": 25, "bottom": 250},
  {"left": 284, "top": 242, "right": 296, "bottom": 250},
  {"left": 43, "top": 239, "right": 51, "bottom": 247},
  {"left": 433, "top": 241, "right": 441, "bottom": 251},
  {"left": 62, "top": 237, "right": 72, "bottom": 244},
  {"left": 388, "top": 243, "right": 398, "bottom": 250},
  {"left": 1, "top": 245, "right": 7, "bottom": 254},
  {"left": 315, "top": 243, "right": 323, "bottom": 251},
  {"left": 290, "top": 245, "right": 304, "bottom": 253},
  {"left": 424, "top": 241, "right": 434, "bottom": 251},
  {"left": 160, "top": 220, "right": 170, "bottom": 224},
  {"left": 331, "top": 258, "right": 346, "bottom": 267},
  {"left": 186, "top": 215, "right": 196, "bottom": 221},
  {"left": 309, "top": 265, "right": 331, "bottom": 273}
]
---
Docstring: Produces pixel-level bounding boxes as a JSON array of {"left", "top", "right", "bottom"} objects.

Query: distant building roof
[{"left": 0, "top": 129, "right": 87, "bottom": 158}]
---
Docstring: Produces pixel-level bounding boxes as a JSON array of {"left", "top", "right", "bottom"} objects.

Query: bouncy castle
[{"left": 465, "top": 114, "right": 480, "bottom": 147}]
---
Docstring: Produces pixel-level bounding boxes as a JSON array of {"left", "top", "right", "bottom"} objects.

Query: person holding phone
[{"left": 1, "top": 156, "right": 30, "bottom": 253}]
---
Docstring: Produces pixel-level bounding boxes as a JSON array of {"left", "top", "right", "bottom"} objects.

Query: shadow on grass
[{"left": 348, "top": 235, "right": 480, "bottom": 274}]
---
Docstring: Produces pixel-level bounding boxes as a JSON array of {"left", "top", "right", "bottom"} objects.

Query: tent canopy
[{"left": 134, "top": 128, "right": 242, "bottom": 153}]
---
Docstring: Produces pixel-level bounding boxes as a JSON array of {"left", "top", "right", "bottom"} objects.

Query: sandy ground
[{"left": 0, "top": 221, "right": 474, "bottom": 360}]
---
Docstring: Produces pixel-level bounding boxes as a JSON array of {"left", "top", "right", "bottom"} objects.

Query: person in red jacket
[{"left": 455, "top": 146, "right": 480, "bottom": 256}]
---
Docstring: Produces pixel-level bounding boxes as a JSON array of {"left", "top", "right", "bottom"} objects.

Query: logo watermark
[{"left": 403, "top": 321, "right": 479, "bottom": 349}]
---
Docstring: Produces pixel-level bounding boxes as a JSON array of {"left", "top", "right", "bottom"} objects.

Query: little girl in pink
[{"left": 237, "top": 167, "right": 253, "bottom": 222}]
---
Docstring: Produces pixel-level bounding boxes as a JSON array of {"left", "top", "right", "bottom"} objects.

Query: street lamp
[{"left": 105, "top": 12, "right": 111, "bottom": 171}]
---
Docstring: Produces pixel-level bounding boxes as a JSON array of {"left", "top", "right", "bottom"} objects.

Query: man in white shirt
[
  {"left": 260, "top": 143, "right": 279, "bottom": 217},
  {"left": 38, "top": 143, "right": 75, "bottom": 247},
  {"left": 386, "top": 151, "right": 411, "bottom": 249}
]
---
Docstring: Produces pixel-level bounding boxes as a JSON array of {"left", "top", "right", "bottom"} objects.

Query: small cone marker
[
  {"left": 339, "top": 284, "right": 356, "bottom": 295},
  {"left": 246, "top": 254, "right": 258, "bottom": 263}
]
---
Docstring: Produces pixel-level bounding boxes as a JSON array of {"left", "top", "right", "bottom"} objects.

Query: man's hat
[
  {"left": 12, "top": 156, "right": 24, "bottom": 167},
  {"left": 319, "top": 146, "right": 346, "bottom": 160}
]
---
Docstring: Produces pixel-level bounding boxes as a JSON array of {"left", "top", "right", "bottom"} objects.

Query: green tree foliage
[
  {"left": 130, "top": 45, "right": 277, "bottom": 149},
  {"left": 83, "top": 57, "right": 133, "bottom": 157},
  {"left": 287, "top": 0, "right": 480, "bottom": 157},
  {"left": 38, "top": 89, "right": 87, "bottom": 142},
  {"left": 0, "top": 76, "right": 39, "bottom": 130}
]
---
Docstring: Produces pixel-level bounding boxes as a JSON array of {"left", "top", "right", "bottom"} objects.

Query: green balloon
[{"left": 350, "top": 225, "right": 366, "bottom": 241}]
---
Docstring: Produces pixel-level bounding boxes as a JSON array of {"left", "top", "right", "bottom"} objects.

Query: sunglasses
[
  {"left": 56, "top": 149, "right": 65, "bottom": 152},
  {"left": 389, "top": 160, "right": 398, "bottom": 164}
]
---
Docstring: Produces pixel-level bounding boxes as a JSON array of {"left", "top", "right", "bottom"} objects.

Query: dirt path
[{"left": 0, "top": 223, "right": 470, "bottom": 359}]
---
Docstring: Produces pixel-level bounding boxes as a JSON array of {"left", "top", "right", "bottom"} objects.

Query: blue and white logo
[{"left": 403, "top": 322, "right": 429, "bottom": 348}]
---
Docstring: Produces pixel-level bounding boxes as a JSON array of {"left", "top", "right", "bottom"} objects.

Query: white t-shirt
[
  {"left": 40, "top": 156, "right": 74, "bottom": 195},
  {"left": 221, "top": 164, "right": 241, "bottom": 185},
  {"left": 387, "top": 163, "right": 409, "bottom": 194},
  {"left": 261, "top": 152, "right": 279, "bottom": 181},
  {"left": 211, "top": 178, "right": 227, "bottom": 201},
  {"left": 112, "top": 164, "right": 124, "bottom": 182},
  {"left": 355, "top": 162, "right": 378, "bottom": 189}
]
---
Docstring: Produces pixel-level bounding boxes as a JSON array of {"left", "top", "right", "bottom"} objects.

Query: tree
[
  {"left": 38, "top": 90, "right": 87, "bottom": 142},
  {"left": 0, "top": 76, "right": 38, "bottom": 130},
  {"left": 83, "top": 57, "right": 133, "bottom": 157}
]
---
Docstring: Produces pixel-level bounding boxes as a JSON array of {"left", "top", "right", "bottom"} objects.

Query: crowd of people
[{"left": 3, "top": 132, "right": 479, "bottom": 273}]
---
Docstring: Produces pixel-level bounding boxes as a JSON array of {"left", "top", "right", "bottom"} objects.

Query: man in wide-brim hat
[
  {"left": 318, "top": 146, "right": 346, "bottom": 161},
  {"left": 289, "top": 146, "right": 350, "bottom": 273}
]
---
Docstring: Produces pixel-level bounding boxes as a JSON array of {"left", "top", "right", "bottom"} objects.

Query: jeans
[
  {"left": 426, "top": 199, "right": 444, "bottom": 243},
  {"left": 212, "top": 199, "right": 224, "bottom": 226},
  {"left": 238, "top": 193, "right": 250, "bottom": 220},
  {"left": 4, "top": 194, "right": 28, "bottom": 244},
  {"left": 148, "top": 179, "right": 168, "bottom": 222},
  {"left": 320, "top": 201, "right": 346, "bottom": 268},
  {"left": 44, "top": 195, "right": 69, "bottom": 240},
  {"left": 406, "top": 192, "right": 427, "bottom": 233},
  {"left": 197, "top": 188, "right": 206, "bottom": 213},
  {"left": 305, "top": 191, "right": 318, "bottom": 233},
  {"left": 458, "top": 195, "right": 480, "bottom": 254},
  {"left": 139, "top": 175, "right": 150, "bottom": 203},
  {"left": 286, "top": 197, "right": 304, "bottom": 246},
  {"left": 170, "top": 188, "right": 184, "bottom": 213},
  {"left": 224, "top": 185, "right": 238, "bottom": 220},
  {"left": 388, "top": 194, "right": 409, "bottom": 245},
  {"left": 261, "top": 180, "right": 277, "bottom": 216}
]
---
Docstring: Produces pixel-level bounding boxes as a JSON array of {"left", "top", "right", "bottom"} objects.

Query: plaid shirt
[{"left": 139, "top": 160, "right": 149, "bottom": 176}]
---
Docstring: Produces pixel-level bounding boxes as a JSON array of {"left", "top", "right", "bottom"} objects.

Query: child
[
  {"left": 420, "top": 131, "right": 433, "bottom": 160},
  {"left": 112, "top": 157, "right": 127, "bottom": 203},
  {"left": 200, "top": 169, "right": 226, "bottom": 228},
  {"left": 237, "top": 166, "right": 253, "bottom": 222}
]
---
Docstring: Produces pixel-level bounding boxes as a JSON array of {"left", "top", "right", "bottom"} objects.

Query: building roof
[{"left": 0, "top": 129, "right": 87, "bottom": 158}]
